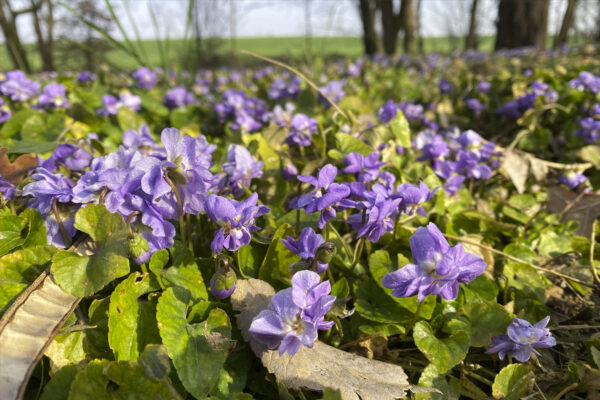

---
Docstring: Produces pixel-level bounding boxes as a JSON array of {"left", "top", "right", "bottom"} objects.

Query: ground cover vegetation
[{"left": 2, "top": 41, "right": 600, "bottom": 399}]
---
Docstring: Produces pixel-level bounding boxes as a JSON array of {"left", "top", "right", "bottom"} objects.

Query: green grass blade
[{"left": 122, "top": 0, "right": 149, "bottom": 63}]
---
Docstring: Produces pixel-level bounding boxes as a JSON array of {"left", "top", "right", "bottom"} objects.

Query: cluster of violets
[
  {"left": 1, "top": 125, "right": 269, "bottom": 264},
  {"left": 289, "top": 156, "right": 438, "bottom": 243},
  {"left": 411, "top": 126, "right": 500, "bottom": 194},
  {"left": 249, "top": 270, "right": 335, "bottom": 356},
  {"left": 486, "top": 317, "right": 556, "bottom": 362},
  {"left": 497, "top": 81, "right": 558, "bottom": 119},
  {"left": 214, "top": 89, "right": 269, "bottom": 134}
]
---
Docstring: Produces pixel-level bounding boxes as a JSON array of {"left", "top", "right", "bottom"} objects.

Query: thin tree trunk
[
  {"left": 379, "top": 0, "right": 401, "bottom": 55},
  {"left": 402, "top": 0, "right": 416, "bottom": 54},
  {"left": 554, "top": 0, "right": 578, "bottom": 49},
  {"left": 31, "top": 0, "right": 53, "bottom": 71},
  {"left": 495, "top": 0, "right": 550, "bottom": 50},
  {"left": 0, "top": 2, "right": 31, "bottom": 72},
  {"left": 359, "top": 0, "right": 379, "bottom": 55},
  {"left": 416, "top": 0, "right": 423, "bottom": 53},
  {"left": 465, "top": 0, "right": 479, "bottom": 50}
]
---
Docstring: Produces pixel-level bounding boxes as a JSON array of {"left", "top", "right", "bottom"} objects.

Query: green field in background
[{"left": 0, "top": 34, "right": 576, "bottom": 72}]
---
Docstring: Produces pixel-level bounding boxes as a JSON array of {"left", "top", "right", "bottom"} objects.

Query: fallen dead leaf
[
  {"left": 0, "top": 148, "right": 38, "bottom": 185},
  {"left": 547, "top": 185, "right": 600, "bottom": 237},
  {"left": 501, "top": 150, "right": 529, "bottom": 193},
  {"left": 230, "top": 278, "right": 412, "bottom": 400}
]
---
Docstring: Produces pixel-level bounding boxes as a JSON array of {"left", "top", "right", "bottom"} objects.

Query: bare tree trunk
[
  {"left": 0, "top": 1, "right": 32, "bottom": 72},
  {"left": 31, "top": 0, "right": 54, "bottom": 71},
  {"left": 359, "top": 0, "right": 379, "bottom": 55},
  {"left": 402, "top": 0, "right": 415, "bottom": 54},
  {"left": 495, "top": 0, "right": 550, "bottom": 50},
  {"left": 379, "top": 0, "right": 402, "bottom": 55},
  {"left": 416, "top": 0, "right": 423, "bottom": 53},
  {"left": 465, "top": 0, "right": 479, "bottom": 50},
  {"left": 554, "top": 0, "right": 578, "bottom": 49}
]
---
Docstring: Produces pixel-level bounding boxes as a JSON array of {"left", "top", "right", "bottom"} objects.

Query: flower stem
[
  {"left": 52, "top": 198, "right": 70, "bottom": 247},
  {"left": 408, "top": 299, "right": 424, "bottom": 329},
  {"left": 351, "top": 237, "right": 365, "bottom": 270},
  {"left": 164, "top": 174, "right": 186, "bottom": 248}
]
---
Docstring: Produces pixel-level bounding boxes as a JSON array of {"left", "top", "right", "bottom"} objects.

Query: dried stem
[
  {"left": 590, "top": 219, "right": 600, "bottom": 285},
  {"left": 403, "top": 227, "right": 595, "bottom": 288},
  {"left": 241, "top": 50, "right": 348, "bottom": 120}
]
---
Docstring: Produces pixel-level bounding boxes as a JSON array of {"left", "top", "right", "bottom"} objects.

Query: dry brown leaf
[
  {"left": 547, "top": 185, "right": 600, "bottom": 237},
  {"left": 230, "top": 278, "right": 412, "bottom": 400},
  {"left": 501, "top": 150, "right": 529, "bottom": 193},
  {"left": 0, "top": 148, "right": 38, "bottom": 185}
]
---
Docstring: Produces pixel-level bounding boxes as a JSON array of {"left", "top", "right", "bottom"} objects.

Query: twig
[
  {"left": 534, "top": 379, "right": 548, "bottom": 400},
  {"left": 403, "top": 227, "right": 595, "bottom": 288},
  {"left": 590, "top": 219, "right": 600, "bottom": 285},
  {"left": 550, "top": 324, "right": 600, "bottom": 330},
  {"left": 551, "top": 382, "right": 579, "bottom": 400},
  {"left": 241, "top": 50, "right": 349, "bottom": 120}
]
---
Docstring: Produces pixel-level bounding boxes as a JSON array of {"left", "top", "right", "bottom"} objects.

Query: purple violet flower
[
  {"left": 439, "top": 78, "right": 453, "bottom": 94},
  {"left": 204, "top": 193, "right": 269, "bottom": 253},
  {"left": 395, "top": 182, "right": 436, "bottom": 216},
  {"left": 281, "top": 228, "right": 328, "bottom": 273},
  {"left": 486, "top": 317, "right": 556, "bottom": 362},
  {"left": 286, "top": 114, "right": 317, "bottom": 147},
  {"left": 477, "top": 81, "right": 491, "bottom": 93},
  {"left": 378, "top": 100, "right": 399, "bottom": 123},
  {"left": 164, "top": 87, "right": 196, "bottom": 108},
  {"left": 39, "top": 143, "right": 92, "bottom": 172},
  {"left": 465, "top": 98, "right": 485, "bottom": 116},
  {"left": 558, "top": 171, "right": 587, "bottom": 189},
  {"left": 290, "top": 164, "right": 352, "bottom": 229},
  {"left": 37, "top": 83, "right": 69, "bottom": 109},
  {"left": 249, "top": 270, "right": 335, "bottom": 356},
  {"left": 342, "top": 152, "right": 385, "bottom": 183},
  {"left": 348, "top": 192, "right": 402, "bottom": 243},
  {"left": 77, "top": 71, "right": 96, "bottom": 84},
  {"left": 382, "top": 222, "right": 486, "bottom": 301},
  {"left": 132, "top": 67, "right": 157, "bottom": 90},
  {"left": 222, "top": 144, "right": 264, "bottom": 197},
  {"left": 0, "top": 99, "right": 11, "bottom": 123}
]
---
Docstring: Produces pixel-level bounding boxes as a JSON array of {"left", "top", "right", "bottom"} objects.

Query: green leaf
[
  {"left": 492, "top": 364, "right": 533, "bottom": 400},
  {"left": 0, "top": 245, "right": 56, "bottom": 313},
  {"left": 148, "top": 248, "right": 169, "bottom": 286},
  {"left": 463, "top": 302, "right": 512, "bottom": 347},
  {"left": 40, "top": 364, "right": 80, "bottom": 400},
  {"left": 503, "top": 263, "right": 551, "bottom": 302},
  {"left": 45, "top": 330, "right": 86, "bottom": 370},
  {"left": 67, "top": 359, "right": 111, "bottom": 400},
  {"left": 503, "top": 244, "right": 538, "bottom": 265},
  {"left": 0, "top": 109, "right": 40, "bottom": 139},
  {"left": 413, "top": 320, "right": 470, "bottom": 373},
  {"left": 389, "top": 110, "right": 411, "bottom": 148},
  {"left": 241, "top": 132, "right": 280, "bottom": 171},
  {"left": 237, "top": 242, "right": 266, "bottom": 278},
  {"left": 211, "top": 351, "right": 252, "bottom": 399},
  {"left": 157, "top": 287, "right": 231, "bottom": 399},
  {"left": 330, "top": 277, "right": 349, "bottom": 298},
  {"left": 415, "top": 363, "right": 459, "bottom": 400},
  {"left": 0, "top": 215, "right": 26, "bottom": 257},
  {"left": 258, "top": 224, "right": 299, "bottom": 287},
  {"left": 320, "top": 388, "right": 344, "bottom": 400},
  {"left": 163, "top": 241, "right": 208, "bottom": 301},
  {"left": 108, "top": 272, "right": 157, "bottom": 361},
  {"left": 117, "top": 107, "right": 145, "bottom": 131},
  {"left": 328, "top": 132, "right": 374, "bottom": 161},
  {"left": 103, "top": 361, "right": 173, "bottom": 399},
  {"left": 139, "top": 344, "right": 171, "bottom": 381},
  {"left": 462, "top": 275, "right": 498, "bottom": 303},
  {"left": 20, "top": 208, "right": 47, "bottom": 247},
  {"left": 85, "top": 297, "right": 112, "bottom": 359},
  {"left": 52, "top": 205, "right": 130, "bottom": 297},
  {"left": 537, "top": 231, "right": 572, "bottom": 257}
]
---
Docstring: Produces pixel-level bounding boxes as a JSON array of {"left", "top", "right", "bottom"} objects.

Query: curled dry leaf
[
  {"left": 0, "top": 238, "right": 93, "bottom": 400},
  {"left": 501, "top": 150, "right": 529, "bottom": 194},
  {"left": 0, "top": 148, "right": 38, "bottom": 185},
  {"left": 547, "top": 185, "right": 600, "bottom": 237},
  {"left": 230, "top": 278, "right": 412, "bottom": 400}
]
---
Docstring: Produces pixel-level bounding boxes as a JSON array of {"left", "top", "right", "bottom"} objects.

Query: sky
[{"left": 3, "top": 0, "right": 598, "bottom": 44}]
